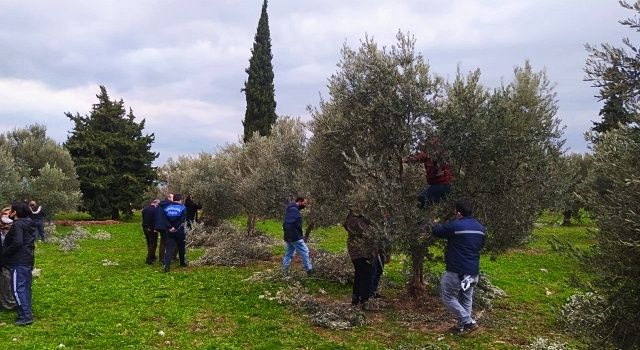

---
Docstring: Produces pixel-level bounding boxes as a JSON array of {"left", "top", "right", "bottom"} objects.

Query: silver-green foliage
[
  {"left": 581, "top": 124, "right": 640, "bottom": 349},
  {"left": 304, "top": 33, "right": 444, "bottom": 295},
  {"left": 161, "top": 152, "right": 239, "bottom": 225},
  {"left": 524, "top": 337, "right": 572, "bottom": 350},
  {"left": 227, "top": 117, "right": 306, "bottom": 229},
  {"left": 305, "top": 32, "right": 564, "bottom": 297},
  {"left": 436, "top": 66, "right": 564, "bottom": 251},
  {"left": 559, "top": 292, "right": 608, "bottom": 342},
  {"left": 554, "top": 153, "right": 592, "bottom": 225},
  {"left": 0, "top": 124, "right": 81, "bottom": 214},
  {"left": 160, "top": 117, "right": 305, "bottom": 228}
]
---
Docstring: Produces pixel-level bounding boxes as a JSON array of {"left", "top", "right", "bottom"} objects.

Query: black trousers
[
  {"left": 163, "top": 230, "right": 186, "bottom": 270},
  {"left": 143, "top": 226, "right": 164, "bottom": 264},
  {"left": 351, "top": 258, "right": 373, "bottom": 305}
]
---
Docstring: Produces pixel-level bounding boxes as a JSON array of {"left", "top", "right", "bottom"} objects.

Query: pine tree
[
  {"left": 586, "top": 1, "right": 640, "bottom": 131},
  {"left": 242, "top": 0, "right": 277, "bottom": 142},
  {"left": 65, "top": 86, "right": 158, "bottom": 219}
]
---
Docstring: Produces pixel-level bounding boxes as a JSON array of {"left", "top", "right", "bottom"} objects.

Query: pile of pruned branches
[
  {"left": 188, "top": 221, "right": 276, "bottom": 267},
  {"left": 248, "top": 269, "right": 365, "bottom": 330}
]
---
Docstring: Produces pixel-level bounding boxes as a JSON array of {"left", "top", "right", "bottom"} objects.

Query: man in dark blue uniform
[
  {"left": 432, "top": 199, "right": 486, "bottom": 335},
  {"left": 159, "top": 194, "right": 187, "bottom": 272}
]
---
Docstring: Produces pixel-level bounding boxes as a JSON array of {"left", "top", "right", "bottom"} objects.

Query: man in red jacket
[{"left": 405, "top": 139, "right": 453, "bottom": 208}]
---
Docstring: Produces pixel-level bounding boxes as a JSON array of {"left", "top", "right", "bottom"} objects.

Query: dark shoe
[
  {"left": 461, "top": 322, "right": 480, "bottom": 335},
  {"left": 305, "top": 269, "right": 315, "bottom": 276},
  {"left": 163, "top": 266, "right": 170, "bottom": 273},
  {"left": 180, "top": 262, "right": 188, "bottom": 267},
  {"left": 16, "top": 319, "right": 33, "bottom": 326}
]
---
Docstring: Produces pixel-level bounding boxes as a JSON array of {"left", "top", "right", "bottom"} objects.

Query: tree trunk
[
  {"left": 246, "top": 213, "right": 257, "bottom": 236},
  {"left": 407, "top": 244, "right": 426, "bottom": 297},
  {"left": 303, "top": 222, "right": 315, "bottom": 242},
  {"left": 562, "top": 210, "right": 573, "bottom": 226},
  {"left": 110, "top": 208, "right": 120, "bottom": 220}
]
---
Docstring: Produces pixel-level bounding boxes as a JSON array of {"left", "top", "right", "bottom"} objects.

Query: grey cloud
[{"left": 0, "top": 0, "right": 632, "bottom": 163}]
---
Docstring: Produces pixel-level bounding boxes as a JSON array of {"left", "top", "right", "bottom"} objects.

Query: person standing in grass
[
  {"left": 0, "top": 207, "right": 17, "bottom": 311},
  {"left": 2, "top": 201, "right": 36, "bottom": 326},
  {"left": 282, "top": 197, "right": 313, "bottom": 274},
  {"left": 160, "top": 194, "right": 187, "bottom": 272},
  {"left": 432, "top": 199, "right": 486, "bottom": 335},
  {"left": 344, "top": 210, "right": 375, "bottom": 308},
  {"left": 184, "top": 195, "right": 202, "bottom": 229},
  {"left": 28, "top": 201, "right": 46, "bottom": 242},
  {"left": 141, "top": 199, "right": 162, "bottom": 265}
]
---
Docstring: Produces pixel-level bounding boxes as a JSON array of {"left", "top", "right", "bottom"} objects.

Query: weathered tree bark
[
  {"left": 303, "top": 221, "right": 315, "bottom": 242},
  {"left": 246, "top": 213, "right": 257, "bottom": 236},
  {"left": 408, "top": 245, "right": 427, "bottom": 297},
  {"left": 562, "top": 210, "right": 573, "bottom": 226}
]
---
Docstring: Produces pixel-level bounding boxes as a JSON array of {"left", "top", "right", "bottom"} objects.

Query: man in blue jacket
[
  {"left": 282, "top": 197, "right": 313, "bottom": 274},
  {"left": 157, "top": 194, "right": 187, "bottom": 272},
  {"left": 2, "top": 201, "right": 36, "bottom": 326},
  {"left": 432, "top": 199, "right": 486, "bottom": 335}
]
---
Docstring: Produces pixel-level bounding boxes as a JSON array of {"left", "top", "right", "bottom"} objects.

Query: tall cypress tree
[
  {"left": 242, "top": 0, "right": 277, "bottom": 142},
  {"left": 65, "top": 86, "right": 158, "bottom": 219}
]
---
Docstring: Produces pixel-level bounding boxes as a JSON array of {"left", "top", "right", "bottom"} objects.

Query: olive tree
[
  {"left": 581, "top": 124, "right": 640, "bottom": 349},
  {"left": 159, "top": 152, "right": 239, "bottom": 226},
  {"left": 305, "top": 33, "right": 443, "bottom": 295},
  {"left": 227, "top": 117, "right": 306, "bottom": 234},
  {"left": 555, "top": 153, "right": 592, "bottom": 225},
  {"left": 435, "top": 64, "right": 565, "bottom": 252},
  {"left": 569, "top": 2, "right": 640, "bottom": 347},
  {"left": 160, "top": 117, "right": 306, "bottom": 233},
  {"left": 306, "top": 33, "right": 565, "bottom": 296},
  {"left": 0, "top": 124, "right": 81, "bottom": 215}
]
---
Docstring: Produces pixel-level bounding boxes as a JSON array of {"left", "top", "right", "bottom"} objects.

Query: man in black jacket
[
  {"left": 3, "top": 201, "right": 36, "bottom": 326},
  {"left": 282, "top": 197, "right": 313, "bottom": 274},
  {"left": 141, "top": 199, "right": 161, "bottom": 264},
  {"left": 28, "top": 201, "right": 46, "bottom": 242},
  {"left": 184, "top": 195, "right": 201, "bottom": 229}
]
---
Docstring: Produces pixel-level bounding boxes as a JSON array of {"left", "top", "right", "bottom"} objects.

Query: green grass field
[{"left": 0, "top": 216, "right": 590, "bottom": 349}]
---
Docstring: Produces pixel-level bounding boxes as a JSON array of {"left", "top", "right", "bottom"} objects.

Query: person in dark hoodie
[
  {"left": 432, "top": 199, "right": 486, "bottom": 335},
  {"left": 282, "top": 197, "right": 313, "bottom": 274},
  {"left": 184, "top": 195, "right": 202, "bottom": 229},
  {"left": 141, "top": 199, "right": 162, "bottom": 265},
  {"left": 343, "top": 210, "right": 375, "bottom": 308},
  {"left": 0, "top": 207, "right": 17, "bottom": 311},
  {"left": 28, "top": 201, "right": 46, "bottom": 242},
  {"left": 158, "top": 194, "right": 187, "bottom": 272},
  {"left": 2, "top": 201, "right": 36, "bottom": 326}
]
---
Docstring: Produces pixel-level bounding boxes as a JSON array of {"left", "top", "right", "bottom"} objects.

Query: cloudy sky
[{"left": 0, "top": 1, "right": 631, "bottom": 164}]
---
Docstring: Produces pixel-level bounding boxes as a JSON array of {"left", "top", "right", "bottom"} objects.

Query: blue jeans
[
  {"left": 282, "top": 239, "right": 312, "bottom": 272},
  {"left": 11, "top": 265, "right": 33, "bottom": 323},
  {"left": 418, "top": 183, "right": 451, "bottom": 208},
  {"left": 440, "top": 271, "right": 478, "bottom": 326}
]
